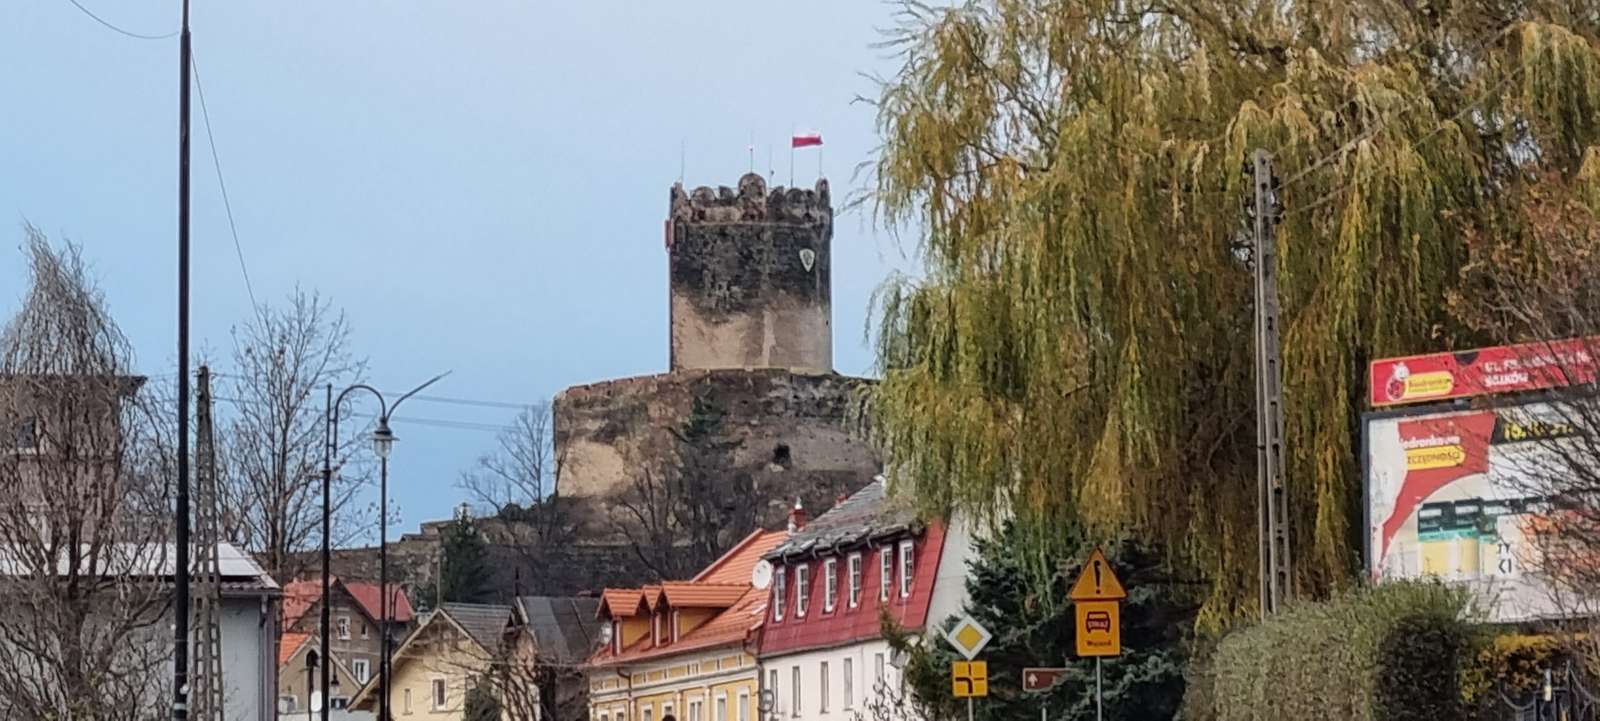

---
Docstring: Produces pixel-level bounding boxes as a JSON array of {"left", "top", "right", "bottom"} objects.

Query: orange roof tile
[
  {"left": 590, "top": 528, "right": 788, "bottom": 668},
  {"left": 599, "top": 589, "right": 645, "bottom": 618},
  {"left": 695, "top": 530, "right": 789, "bottom": 585},
  {"left": 660, "top": 582, "right": 748, "bottom": 608},
  {"left": 279, "top": 632, "right": 311, "bottom": 667}
]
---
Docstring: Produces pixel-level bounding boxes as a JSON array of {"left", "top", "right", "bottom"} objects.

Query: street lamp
[
  {"left": 305, "top": 649, "right": 319, "bottom": 721},
  {"left": 321, "top": 372, "right": 448, "bottom": 721}
]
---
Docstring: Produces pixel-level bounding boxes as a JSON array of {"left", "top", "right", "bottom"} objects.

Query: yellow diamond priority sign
[{"left": 943, "top": 614, "right": 992, "bottom": 660}]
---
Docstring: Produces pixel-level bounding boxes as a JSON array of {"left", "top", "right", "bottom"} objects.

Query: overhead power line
[
  {"left": 213, "top": 396, "right": 517, "bottom": 435},
  {"left": 191, "top": 50, "right": 262, "bottom": 314},
  {"left": 62, "top": 0, "right": 177, "bottom": 40}
]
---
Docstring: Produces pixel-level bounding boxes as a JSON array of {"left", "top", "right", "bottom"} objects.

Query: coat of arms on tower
[{"left": 799, "top": 248, "right": 816, "bottom": 271}]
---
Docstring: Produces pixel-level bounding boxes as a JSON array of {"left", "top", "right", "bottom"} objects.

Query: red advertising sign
[{"left": 1369, "top": 337, "right": 1600, "bottom": 407}]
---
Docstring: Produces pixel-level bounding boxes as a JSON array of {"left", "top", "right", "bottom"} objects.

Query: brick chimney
[{"left": 787, "top": 498, "right": 807, "bottom": 532}]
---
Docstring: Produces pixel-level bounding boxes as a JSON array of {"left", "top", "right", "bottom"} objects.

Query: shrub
[{"left": 1188, "top": 581, "right": 1475, "bottom": 721}]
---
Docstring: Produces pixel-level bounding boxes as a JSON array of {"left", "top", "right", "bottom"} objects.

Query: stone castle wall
[{"left": 552, "top": 368, "right": 877, "bottom": 528}]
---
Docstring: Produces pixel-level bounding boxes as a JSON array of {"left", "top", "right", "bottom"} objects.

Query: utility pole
[
  {"left": 173, "top": 0, "right": 193, "bottom": 718},
  {"left": 191, "top": 366, "right": 225, "bottom": 721},
  {"left": 1250, "top": 149, "right": 1292, "bottom": 616}
]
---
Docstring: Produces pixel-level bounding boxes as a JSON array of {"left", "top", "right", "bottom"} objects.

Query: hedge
[{"left": 1184, "top": 581, "right": 1474, "bottom": 721}]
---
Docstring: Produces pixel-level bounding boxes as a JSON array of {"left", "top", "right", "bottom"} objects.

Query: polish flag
[{"left": 791, "top": 131, "right": 823, "bottom": 148}]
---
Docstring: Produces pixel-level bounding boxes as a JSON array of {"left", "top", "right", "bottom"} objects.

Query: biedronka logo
[
  {"left": 1401, "top": 433, "right": 1466, "bottom": 470},
  {"left": 1384, "top": 362, "right": 1456, "bottom": 402}
]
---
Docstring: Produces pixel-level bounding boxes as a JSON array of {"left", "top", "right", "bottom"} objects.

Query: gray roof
[
  {"left": 515, "top": 596, "right": 601, "bottom": 662},
  {"left": 766, "top": 481, "right": 919, "bottom": 560},
  {"left": 439, "top": 603, "right": 514, "bottom": 653}
]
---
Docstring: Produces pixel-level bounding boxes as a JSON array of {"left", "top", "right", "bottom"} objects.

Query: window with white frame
[
  {"left": 820, "top": 661, "right": 830, "bottom": 713},
  {"left": 875, "top": 653, "right": 885, "bottom": 683},
  {"left": 792, "top": 666, "right": 802, "bottom": 716},
  {"left": 716, "top": 695, "right": 728, "bottom": 721},
  {"left": 898, "top": 540, "right": 915, "bottom": 598},
  {"left": 337, "top": 615, "right": 351, "bottom": 640},
  {"left": 847, "top": 553, "right": 862, "bottom": 608},
  {"left": 352, "top": 658, "right": 370, "bottom": 683},
  {"left": 361, "top": 620, "right": 369, "bottom": 639},
  {"left": 769, "top": 670, "right": 779, "bottom": 712},
  {"left": 601, "top": 713, "right": 610, "bottom": 721},
  {"left": 432, "top": 678, "right": 447, "bottom": 709},
  {"left": 879, "top": 549, "right": 892, "bottom": 602},
  {"left": 773, "top": 568, "right": 787, "bottom": 621},
  {"left": 796, "top": 564, "right": 811, "bottom": 617},
  {"left": 692, "top": 700, "right": 704, "bottom": 721},
  {"left": 644, "top": 707, "right": 654, "bottom": 721},
  {"left": 843, "top": 657, "right": 854, "bottom": 708},
  {"left": 664, "top": 703, "right": 675, "bottom": 721},
  {"left": 823, "top": 558, "right": 838, "bottom": 612},
  {"left": 738, "top": 691, "right": 750, "bottom": 721}
]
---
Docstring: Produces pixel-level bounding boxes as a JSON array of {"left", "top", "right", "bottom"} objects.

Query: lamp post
[
  {"left": 321, "top": 372, "right": 448, "bottom": 721},
  {"left": 305, "top": 649, "right": 319, "bottom": 721}
]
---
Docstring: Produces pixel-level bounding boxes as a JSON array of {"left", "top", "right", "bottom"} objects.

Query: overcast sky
[{"left": 0, "top": 1, "right": 915, "bottom": 542}]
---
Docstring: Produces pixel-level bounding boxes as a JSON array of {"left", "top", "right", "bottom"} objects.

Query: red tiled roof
[
  {"left": 345, "top": 581, "right": 415, "bottom": 624},
  {"left": 281, "top": 580, "right": 320, "bottom": 629},
  {"left": 281, "top": 577, "right": 415, "bottom": 628},
  {"left": 590, "top": 529, "right": 788, "bottom": 668},
  {"left": 759, "top": 486, "right": 948, "bottom": 657},
  {"left": 279, "top": 632, "right": 311, "bottom": 667}
]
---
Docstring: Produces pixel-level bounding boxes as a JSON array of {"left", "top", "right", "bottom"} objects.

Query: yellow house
[
  {"left": 588, "top": 530, "right": 788, "bottom": 721},
  {"left": 352, "top": 603, "right": 515, "bottom": 720}
]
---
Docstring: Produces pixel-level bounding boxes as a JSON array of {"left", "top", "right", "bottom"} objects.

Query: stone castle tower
[
  {"left": 668, "top": 172, "right": 832, "bottom": 373},
  {"left": 553, "top": 173, "right": 878, "bottom": 529}
]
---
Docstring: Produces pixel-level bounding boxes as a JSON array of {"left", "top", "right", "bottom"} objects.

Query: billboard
[
  {"left": 1365, "top": 401, "right": 1586, "bottom": 622},
  {"left": 1368, "top": 337, "right": 1600, "bottom": 407}
]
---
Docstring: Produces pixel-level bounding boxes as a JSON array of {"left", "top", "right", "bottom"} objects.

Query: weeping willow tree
[{"left": 867, "top": 0, "right": 1600, "bottom": 628}]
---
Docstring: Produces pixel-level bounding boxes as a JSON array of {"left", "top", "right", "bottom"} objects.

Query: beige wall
[
  {"left": 276, "top": 638, "right": 364, "bottom": 716},
  {"left": 588, "top": 649, "right": 760, "bottom": 721},
  {"left": 386, "top": 639, "right": 490, "bottom": 721}
]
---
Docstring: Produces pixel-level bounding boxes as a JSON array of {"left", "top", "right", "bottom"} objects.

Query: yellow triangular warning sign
[{"left": 1068, "top": 548, "right": 1127, "bottom": 601}]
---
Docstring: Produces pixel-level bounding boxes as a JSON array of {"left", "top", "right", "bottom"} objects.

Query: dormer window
[
  {"left": 879, "top": 548, "right": 892, "bottom": 602},
  {"left": 773, "top": 568, "right": 787, "bottom": 622},
  {"left": 847, "top": 553, "right": 863, "bottom": 608},
  {"left": 899, "top": 540, "right": 915, "bottom": 598},
  {"left": 653, "top": 611, "right": 663, "bottom": 646},
  {"left": 823, "top": 558, "right": 838, "bottom": 612},
  {"left": 612, "top": 621, "right": 622, "bottom": 654},
  {"left": 796, "top": 564, "right": 811, "bottom": 617}
]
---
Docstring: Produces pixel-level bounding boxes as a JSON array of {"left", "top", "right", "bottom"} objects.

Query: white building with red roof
[{"left": 756, "top": 481, "right": 975, "bottom": 721}]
